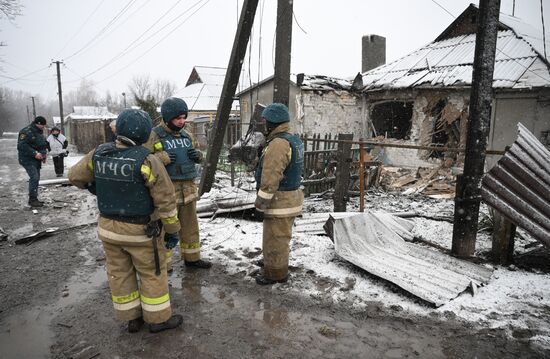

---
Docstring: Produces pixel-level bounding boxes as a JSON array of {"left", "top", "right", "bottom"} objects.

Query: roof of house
[
  {"left": 67, "top": 106, "right": 117, "bottom": 120},
  {"left": 361, "top": 5, "right": 550, "bottom": 91},
  {"left": 179, "top": 66, "right": 238, "bottom": 111},
  {"left": 235, "top": 74, "right": 353, "bottom": 97}
]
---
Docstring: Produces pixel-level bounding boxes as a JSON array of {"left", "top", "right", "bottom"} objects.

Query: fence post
[
  {"left": 359, "top": 139, "right": 365, "bottom": 212},
  {"left": 491, "top": 211, "right": 516, "bottom": 265},
  {"left": 333, "top": 134, "right": 353, "bottom": 212}
]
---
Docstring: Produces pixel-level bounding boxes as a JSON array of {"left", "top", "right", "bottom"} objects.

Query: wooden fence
[{"left": 300, "top": 133, "right": 382, "bottom": 198}]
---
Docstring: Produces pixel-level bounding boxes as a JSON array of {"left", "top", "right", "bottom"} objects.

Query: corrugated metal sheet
[
  {"left": 362, "top": 29, "right": 549, "bottom": 90},
  {"left": 481, "top": 123, "right": 550, "bottom": 247},
  {"left": 333, "top": 212, "right": 493, "bottom": 307}
]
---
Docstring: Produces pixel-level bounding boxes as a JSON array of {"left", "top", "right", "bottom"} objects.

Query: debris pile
[{"left": 379, "top": 166, "right": 456, "bottom": 199}]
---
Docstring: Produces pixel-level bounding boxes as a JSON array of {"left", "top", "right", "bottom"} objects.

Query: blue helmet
[
  {"left": 262, "top": 103, "right": 289, "bottom": 124},
  {"left": 161, "top": 97, "right": 188, "bottom": 123},
  {"left": 115, "top": 109, "right": 152, "bottom": 145}
]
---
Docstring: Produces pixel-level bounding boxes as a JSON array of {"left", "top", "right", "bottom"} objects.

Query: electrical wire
[
  {"left": 78, "top": 0, "right": 204, "bottom": 79},
  {"left": 54, "top": 0, "right": 107, "bottom": 58},
  {"left": 64, "top": 0, "right": 138, "bottom": 61},
  {"left": 428, "top": 0, "right": 550, "bottom": 84},
  {"left": 88, "top": 0, "right": 211, "bottom": 86}
]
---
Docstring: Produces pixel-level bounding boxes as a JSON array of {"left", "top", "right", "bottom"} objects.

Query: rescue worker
[
  {"left": 17, "top": 116, "right": 48, "bottom": 207},
  {"left": 46, "top": 126, "right": 68, "bottom": 177},
  {"left": 254, "top": 103, "right": 304, "bottom": 285},
  {"left": 144, "top": 97, "right": 212, "bottom": 270},
  {"left": 68, "top": 109, "right": 183, "bottom": 333}
]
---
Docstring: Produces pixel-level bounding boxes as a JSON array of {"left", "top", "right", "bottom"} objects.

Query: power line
[
  {"left": 77, "top": 0, "right": 204, "bottom": 79},
  {"left": 89, "top": 0, "right": 211, "bottom": 86},
  {"left": 428, "top": 0, "right": 550, "bottom": 84},
  {"left": 430, "top": 0, "right": 455, "bottom": 18},
  {"left": 64, "top": 0, "right": 138, "bottom": 61},
  {"left": 54, "top": 0, "right": 107, "bottom": 58},
  {"left": 0, "top": 66, "right": 50, "bottom": 86}
]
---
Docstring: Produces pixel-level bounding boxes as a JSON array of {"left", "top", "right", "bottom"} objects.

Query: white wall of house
[
  {"left": 488, "top": 90, "right": 550, "bottom": 168},
  {"left": 296, "top": 91, "right": 364, "bottom": 138}
]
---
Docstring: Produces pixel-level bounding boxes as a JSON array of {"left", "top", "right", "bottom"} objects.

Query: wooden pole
[
  {"left": 491, "top": 211, "right": 516, "bottom": 265},
  {"left": 333, "top": 133, "right": 353, "bottom": 212},
  {"left": 199, "top": 0, "right": 259, "bottom": 195},
  {"left": 452, "top": 0, "right": 501, "bottom": 257},
  {"left": 359, "top": 140, "right": 365, "bottom": 212}
]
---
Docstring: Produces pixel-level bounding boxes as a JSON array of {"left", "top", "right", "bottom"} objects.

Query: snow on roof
[
  {"left": 362, "top": 30, "right": 550, "bottom": 91},
  {"left": 236, "top": 74, "right": 353, "bottom": 96},
  {"left": 192, "top": 66, "right": 227, "bottom": 87},
  {"left": 179, "top": 66, "right": 237, "bottom": 111},
  {"left": 72, "top": 106, "right": 113, "bottom": 116},
  {"left": 298, "top": 74, "right": 354, "bottom": 91},
  {"left": 67, "top": 106, "right": 117, "bottom": 121},
  {"left": 362, "top": 6, "right": 550, "bottom": 91}
]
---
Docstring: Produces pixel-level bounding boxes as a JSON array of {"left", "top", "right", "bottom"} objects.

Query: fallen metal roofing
[
  {"left": 481, "top": 123, "right": 550, "bottom": 247},
  {"left": 333, "top": 212, "right": 493, "bottom": 307},
  {"left": 362, "top": 30, "right": 550, "bottom": 90}
]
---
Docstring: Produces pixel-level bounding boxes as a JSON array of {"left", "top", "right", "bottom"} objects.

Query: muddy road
[{"left": 0, "top": 134, "right": 547, "bottom": 358}]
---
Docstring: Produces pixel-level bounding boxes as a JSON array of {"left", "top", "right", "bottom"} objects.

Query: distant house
[
  {"left": 236, "top": 73, "right": 364, "bottom": 137},
  {"left": 360, "top": 4, "right": 550, "bottom": 169},
  {"left": 65, "top": 106, "right": 117, "bottom": 153},
  {"left": 178, "top": 66, "right": 240, "bottom": 148}
]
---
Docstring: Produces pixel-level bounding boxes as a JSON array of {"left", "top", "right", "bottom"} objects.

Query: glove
[
  {"left": 85, "top": 182, "right": 96, "bottom": 195},
  {"left": 255, "top": 195, "right": 271, "bottom": 211},
  {"left": 168, "top": 152, "right": 177, "bottom": 164},
  {"left": 188, "top": 148, "right": 201, "bottom": 163},
  {"left": 164, "top": 232, "right": 179, "bottom": 250}
]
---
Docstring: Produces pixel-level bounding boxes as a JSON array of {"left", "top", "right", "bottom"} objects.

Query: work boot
[
  {"left": 255, "top": 274, "right": 289, "bottom": 286},
  {"left": 184, "top": 259, "right": 212, "bottom": 269},
  {"left": 128, "top": 317, "right": 144, "bottom": 333},
  {"left": 28, "top": 199, "right": 44, "bottom": 208},
  {"left": 149, "top": 314, "right": 183, "bottom": 333},
  {"left": 56, "top": 174, "right": 63, "bottom": 177}
]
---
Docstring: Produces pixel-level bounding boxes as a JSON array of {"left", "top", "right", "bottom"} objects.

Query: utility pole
[
  {"left": 26, "top": 105, "right": 31, "bottom": 124},
  {"left": 52, "top": 60, "right": 65, "bottom": 133},
  {"left": 30, "top": 96, "right": 36, "bottom": 118},
  {"left": 122, "top": 92, "right": 127, "bottom": 108},
  {"left": 273, "top": 0, "right": 293, "bottom": 105},
  {"left": 199, "top": 0, "right": 259, "bottom": 195},
  {"left": 452, "top": 0, "right": 501, "bottom": 257}
]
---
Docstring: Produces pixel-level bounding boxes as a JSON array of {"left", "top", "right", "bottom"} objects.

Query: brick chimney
[{"left": 362, "top": 35, "right": 386, "bottom": 73}]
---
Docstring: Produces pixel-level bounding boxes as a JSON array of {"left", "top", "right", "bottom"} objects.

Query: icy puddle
[{"left": 0, "top": 247, "right": 105, "bottom": 358}]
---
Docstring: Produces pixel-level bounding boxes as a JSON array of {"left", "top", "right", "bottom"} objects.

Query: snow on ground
[{"left": 198, "top": 177, "right": 550, "bottom": 350}]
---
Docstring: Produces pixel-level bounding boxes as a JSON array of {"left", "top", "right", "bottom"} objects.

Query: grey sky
[{"left": 0, "top": 0, "right": 546, "bottom": 102}]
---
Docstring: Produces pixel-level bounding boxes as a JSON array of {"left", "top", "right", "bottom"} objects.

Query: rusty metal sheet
[
  {"left": 481, "top": 123, "right": 550, "bottom": 247},
  {"left": 333, "top": 212, "right": 493, "bottom": 307}
]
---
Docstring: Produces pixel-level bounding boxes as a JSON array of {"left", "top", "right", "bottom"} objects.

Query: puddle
[{"left": 0, "top": 248, "right": 105, "bottom": 359}]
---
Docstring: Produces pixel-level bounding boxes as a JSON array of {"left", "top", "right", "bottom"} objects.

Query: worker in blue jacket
[{"left": 17, "top": 116, "right": 48, "bottom": 207}]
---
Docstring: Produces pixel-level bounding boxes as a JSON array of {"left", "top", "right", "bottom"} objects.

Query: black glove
[
  {"left": 85, "top": 182, "right": 96, "bottom": 195},
  {"left": 168, "top": 152, "right": 177, "bottom": 164},
  {"left": 164, "top": 232, "right": 179, "bottom": 249},
  {"left": 188, "top": 148, "right": 201, "bottom": 163}
]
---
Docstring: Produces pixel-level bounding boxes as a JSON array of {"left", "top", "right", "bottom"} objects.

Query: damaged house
[
  {"left": 237, "top": 74, "right": 364, "bottom": 137},
  {"left": 361, "top": 4, "right": 550, "bottom": 169}
]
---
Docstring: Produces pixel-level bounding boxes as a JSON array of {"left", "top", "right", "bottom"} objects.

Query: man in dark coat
[{"left": 17, "top": 116, "right": 48, "bottom": 207}]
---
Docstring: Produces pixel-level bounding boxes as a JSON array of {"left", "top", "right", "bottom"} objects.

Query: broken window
[
  {"left": 428, "top": 99, "right": 461, "bottom": 160},
  {"left": 370, "top": 101, "right": 413, "bottom": 139}
]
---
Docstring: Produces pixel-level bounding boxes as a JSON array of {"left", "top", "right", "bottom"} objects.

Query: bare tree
[
  {"left": 129, "top": 75, "right": 152, "bottom": 101},
  {"left": 0, "top": 0, "right": 22, "bottom": 21}
]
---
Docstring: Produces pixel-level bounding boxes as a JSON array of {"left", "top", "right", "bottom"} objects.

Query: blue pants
[{"left": 22, "top": 162, "right": 41, "bottom": 200}]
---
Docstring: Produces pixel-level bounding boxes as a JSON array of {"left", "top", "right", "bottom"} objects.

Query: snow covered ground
[{"left": 196, "top": 177, "right": 550, "bottom": 351}]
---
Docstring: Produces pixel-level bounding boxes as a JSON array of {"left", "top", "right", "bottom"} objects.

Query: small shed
[{"left": 65, "top": 106, "right": 117, "bottom": 153}]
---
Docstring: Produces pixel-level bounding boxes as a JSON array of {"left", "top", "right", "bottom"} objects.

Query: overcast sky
[{"left": 0, "top": 0, "right": 547, "bottom": 102}]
